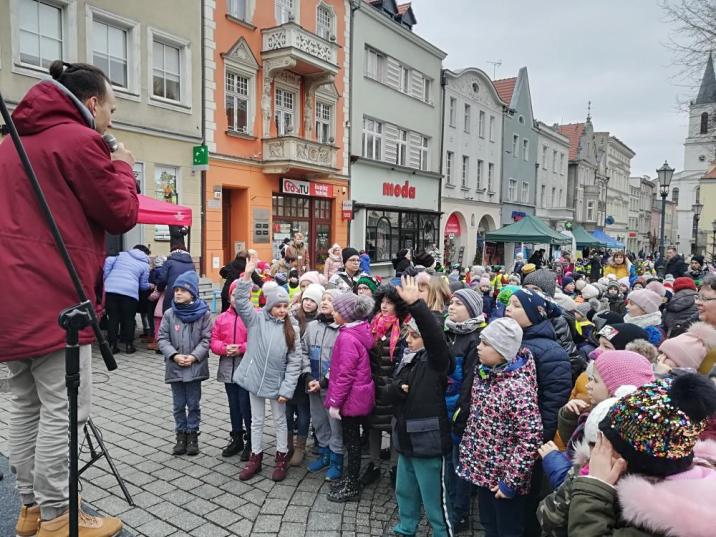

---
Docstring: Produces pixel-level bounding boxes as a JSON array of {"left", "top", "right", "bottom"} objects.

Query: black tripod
[{"left": 0, "top": 91, "right": 121, "bottom": 537}]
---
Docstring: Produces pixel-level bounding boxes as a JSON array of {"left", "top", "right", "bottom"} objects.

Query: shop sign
[
  {"left": 342, "top": 200, "right": 353, "bottom": 221},
  {"left": 511, "top": 211, "right": 527, "bottom": 222},
  {"left": 382, "top": 180, "right": 416, "bottom": 199},
  {"left": 281, "top": 178, "right": 334, "bottom": 198},
  {"left": 628, "top": 231, "right": 637, "bottom": 238}
]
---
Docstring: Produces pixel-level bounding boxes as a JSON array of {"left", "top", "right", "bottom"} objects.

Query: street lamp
[
  {"left": 692, "top": 201, "right": 704, "bottom": 255},
  {"left": 711, "top": 219, "right": 716, "bottom": 263},
  {"left": 656, "top": 161, "right": 674, "bottom": 261}
]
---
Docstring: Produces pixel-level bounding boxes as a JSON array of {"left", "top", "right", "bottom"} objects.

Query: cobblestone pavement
[{"left": 0, "top": 345, "right": 482, "bottom": 536}]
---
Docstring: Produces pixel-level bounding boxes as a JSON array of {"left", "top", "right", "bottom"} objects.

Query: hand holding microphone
[{"left": 103, "top": 133, "right": 135, "bottom": 167}]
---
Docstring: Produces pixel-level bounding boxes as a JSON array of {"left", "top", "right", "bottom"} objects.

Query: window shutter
[
  {"left": 410, "top": 71, "right": 424, "bottom": 99},
  {"left": 383, "top": 123, "right": 399, "bottom": 164},
  {"left": 385, "top": 57, "right": 401, "bottom": 89},
  {"left": 408, "top": 132, "right": 422, "bottom": 168}
]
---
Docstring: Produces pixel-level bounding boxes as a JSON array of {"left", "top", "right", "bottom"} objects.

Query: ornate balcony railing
[{"left": 262, "top": 136, "right": 337, "bottom": 174}]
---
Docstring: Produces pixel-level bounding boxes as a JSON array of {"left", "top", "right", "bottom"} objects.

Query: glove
[{"left": 328, "top": 407, "right": 342, "bottom": 421}]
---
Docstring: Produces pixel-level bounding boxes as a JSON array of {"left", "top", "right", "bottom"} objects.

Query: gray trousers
[
  {"left": 249, "top": 393, "right": 288, "bottom": 454},
  {"left": 309, "top": 391, "right": 343, "bottom": 454},
  {"left": 7, "top": 346, "right": 92, "bottom": 521}
]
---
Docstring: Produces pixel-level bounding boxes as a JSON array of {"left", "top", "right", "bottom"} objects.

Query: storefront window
[
  {"left": 272, "top": 194, "right": 332, "bottom": 269},
  {"left": 365, "top": 209, "right": 439, "bottom": 262}
]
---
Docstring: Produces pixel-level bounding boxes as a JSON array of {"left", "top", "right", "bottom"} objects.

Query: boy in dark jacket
[
  {"left": 387, "top": 276, "right": 455, "bottom": 537},
  {"left": 155, "top": 238, "right": 195, "bottom": 313}
]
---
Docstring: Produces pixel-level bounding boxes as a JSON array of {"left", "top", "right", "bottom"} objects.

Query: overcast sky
[{"left": 409, "top": 0, "right": 698, "bottom": 177}]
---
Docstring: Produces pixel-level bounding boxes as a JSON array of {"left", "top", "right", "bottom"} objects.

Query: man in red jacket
[{"left": 0, "top": 61, "right": 138, "bottom": 536}]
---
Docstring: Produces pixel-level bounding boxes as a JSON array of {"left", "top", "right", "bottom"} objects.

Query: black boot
[
  {"left": 359, "top": 462, "right": 381, "bottom": 488},
  {"left": 111, "top": 343, "right": 120, "bottom": 354},
  {"left": 186, "top": 431, "right": 200, "bottom": 456},
  {"left": 125, "top": 343, "right": 136, "bottom": 354},
  {"left": 328, "top": 477, "right": 360, "bottom": 503},
  {"left": 222, "top": 432, "right": 244, "bottom": 457},
  {"left": 172, "top": 432, "right": 187, "bottom": 455},
  {"left": 240, "top": 432, "right": 251, "bottom": 462}
]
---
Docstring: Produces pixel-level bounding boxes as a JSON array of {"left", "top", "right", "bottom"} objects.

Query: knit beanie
[
  {"left": 413, "top": 251, "right": 435, "bottom": 269},
  {"left": 479, "top": 276, "right": 491, "bottom": 288},
  {"left": 658, "top": 322, "right": 716, "bottom": 370},
  {"left": 302, "top": 283, "right": 325, "bottom": 307},
  {"left": 448, "top": 280, "right": 466, "bottom": 293},
  {"left": 341, "top": 247, "right": 360, "bottom": 265},
  {"left": 617, "top": 277, "right": 630, "bottom": 289},
  {"left": 672, "top": 277, "right": 697, "bottom": 293},
  {"left": 627, "top": 289, "right": 662, "bottom": 314},
  {"left": 645, "top": 280, "right": 666, "bottom": 298},
  {"left": 274, "top": 272, "right": 288, "bottom": 287},
  {"left": 453, "top": 288, "right": 484, "bottom": 319},
  {"left": 332, "top": 292, "right": 374, "bottom": 323},
  {"left": 584, "top": 386, "right": 638, "bottom": 445},
  {"left": 600, "top": 374, "right": 716, "bottom": 477},
  {"left": 552, "top": 292, "right": 577, "bottom": 313},
  {"left": 581, "top": 284, "right": 600, "bottom": 300},
  {"left": 575, "top": 279, "right": 587, "bottom": 292},
  {"left": 523, "top": 268, "right": 557, "bottom": 297},
  {"left": 575, "top": 301, "right": 593, "bottom": 318},
  {"left": 521, "top": 263, "right": 536, "bottom": 276},
  {"left": 691, "top": 255, "right": 705, "bottom": 267},
  {"left": 597, "top": 323, "right": 649, "bottom": 350},
  {"left": 594, "top": 350, "right": 655, "bottom": 396},
  {"left": 356, "top": 273, "right": 379, "bottom": 294},
  {"left": 264, "top": 285, "right": 290, "bottom": 311},
  {"left": 497, "top": 284, "right": 520, "bottom": 305},
  {"left": 480, "top": 317, "right": 523, "bottom": 362},
  {"left": 173, "top": 271, "right": 199, "bottom": 299},
  {"left": 513, "top": 288, "right": 561, "bottom": 325},
  {"left": 562, "top": 275, "right": 574, "bottom": 288},
  {"left": 299, "top": 271, "right": 323, "bottom": 286},
  {"left": 415, "top": 271, "right": 431, "bottom": 287}
]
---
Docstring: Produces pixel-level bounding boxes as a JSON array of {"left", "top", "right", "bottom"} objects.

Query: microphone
[{"left": 102, "top": 133, "right": 118, "bottom": 153}]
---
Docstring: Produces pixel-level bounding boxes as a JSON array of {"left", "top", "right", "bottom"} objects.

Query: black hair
[
  {"left": 373, "top": 284, "right": 410, "bottom": 321},
  {"left": 133, "top": 244, "right": 151, "bottom": 255},
  {"left": 49, "top": 61, "right": 110, "bottom": 103}
]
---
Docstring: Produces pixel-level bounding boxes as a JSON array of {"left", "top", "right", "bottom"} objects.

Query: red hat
[{"left": 672, "top": 277, "right": 697, "bottom": 293}]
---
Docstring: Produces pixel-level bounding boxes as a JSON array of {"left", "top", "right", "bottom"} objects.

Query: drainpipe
[
  {"left": 438, "top": 69, "right": 447, "bottom": 252},
  {"left": 199, "top": 0, "right": 207, "bottom": 275},
  {"left": 347, "top": 0, "right": 359, "bottom": 247}
]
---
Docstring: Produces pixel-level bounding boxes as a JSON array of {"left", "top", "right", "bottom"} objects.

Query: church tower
[{"left": 684, "top": 53, "right": 716, "bottom": 172}]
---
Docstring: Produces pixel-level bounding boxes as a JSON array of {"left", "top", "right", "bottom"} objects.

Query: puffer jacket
[
  {"left": 210, "top": 306, "right": 248, "bottom": 383},
  {"left": 603, "top": 260, "right": 637, "bottom": 285},
  {"left": 155, "top": 251, "right": 195, "bottom": 312},
  {"left": 324, "top": 321, "right": 375, "bottom": 417},
  {"left": 662, "top": 288, "right": 698, "bottom": 337},
  {"left": 323, "top": 253, "right": 342, "bottom": 281},
  {"left": 104, "top": 249, "right": 151, "bottom": 301},
  {"left": 301, "top": 314, "right": 340, "bottom": 388},
  {"left": 521, "top": 320, "right": 573, "bottom": 441},
  {"left": 158, "top": 308, "right": 212, "bottom": 384},
  {"left": 552, "top": 314, "right": 586, "bottom": 383},
  {"left": 445, "top": 325, "right": 481, "bottom": 440},
  {"left": 232, "top": 279, "right": 302, "bottom": 399},
  {"left": 457, "top": 350, "right": 543, "bottom": 497},
  {"left": 367, "top": 333, "right": 405, "bottom": 432}
]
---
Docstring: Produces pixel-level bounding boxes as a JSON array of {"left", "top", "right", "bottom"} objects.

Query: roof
[
  {"left": 703, "top": 160, "right": 716, "bottom": 179},
  {"left": 569, "top": 225, "right": 606, "bottom": 247},
  {"left": 696, "top": 52, "right": 716, "bottom": 105},
  {"left": 397, "top": 2, "right": 411, "bottom": 14},
  {"left": 558, "top": 123, "right": 585, "bottom": 160},
  {"left": 493, "top": 77, "right": 517, "bottom": 105},
  {"left": 485, "top": 215, "right": 571, "bottom": 244}
]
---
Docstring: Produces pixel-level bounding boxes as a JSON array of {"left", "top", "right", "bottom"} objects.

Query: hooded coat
[
  {"left": 210, "top": 305, "right": 248, "bottom": 383},
  {"left": 662, "top": 288, "right": 699, "bottom": 337},
  {"left": 155, "top": 250, "right": 195, "bottom": 312},
  {"left": 665, "top": 254, "right": 688, "bottom": 278},
  {"left": 104, "top": 249, "right": 151, "bottom": 301},
  {"left": 158, "top": 308, "right": 212, "bottom": 384},
  {"left": 0, "top": 80, "right": 138, "bottom": 362}
]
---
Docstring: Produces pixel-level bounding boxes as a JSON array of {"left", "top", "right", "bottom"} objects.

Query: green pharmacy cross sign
[{"left": 193, "top": 144, "right": 209, "bottom": 171}]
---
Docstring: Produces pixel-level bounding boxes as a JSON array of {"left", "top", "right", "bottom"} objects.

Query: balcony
[
  {"left": 262, "top": 136, "right": 338, "bottom": 174},
  {"left": 262, "top": 23, "right": 339, "bottom": 77},
  {"left": 536, "top": 206, "right": 575, "bottom": 221}
]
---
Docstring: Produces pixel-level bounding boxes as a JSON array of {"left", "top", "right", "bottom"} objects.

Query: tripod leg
[
  {"left": 86, "top": 419, "right": 135, "bottom": 506},
  {"left": 66, "top": 328, "right": 81, "bottom": 537}
]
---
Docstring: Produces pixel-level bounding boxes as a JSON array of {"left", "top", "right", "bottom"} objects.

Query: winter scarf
[
  {"left": 444, "top": 316, "right": 485, "bottom": 335},
  {"left": 371, "top": 312, "right": 402, "bottom": 360},
  {"left": 623, "top": 310, "right": 662, "bottom": 329},
  {"left": 172, "top": 298, "right": 209, "bottom": 323}
]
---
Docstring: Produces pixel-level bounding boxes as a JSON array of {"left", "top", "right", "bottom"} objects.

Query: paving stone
[
  {"left": 189, "top": 522, "right": 230, "bottom": 537},
  {"left": 205, "top": 506, "right": 242, "bottom": 526},
  {"left": 227, "top": 518, "right": 254, "bottom": 537},
  {"left": 193, "top": 482, "right": 224, "bottom": 499},
  {"left": 135, "top": 519, "right": 177, "bottom": 537},
  {"left": 283, "top": 505, "right": 310, "bottom": 523},
  {"left": 253, "top": 514, "right": 284, "bottom": 533},
  {"left": 278, "top": 522, "right": 306, "bottom": 537},
  {"left": 184, "top": 497, "right": 218, "bottom": 516},
  {"left": 308, "top": 511, "right": 342, "bottom": 530}
]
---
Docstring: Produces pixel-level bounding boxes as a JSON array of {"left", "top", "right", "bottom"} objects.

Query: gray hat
[
  {"left": 480, "top": 318, "right": 523, "bottom": 362},
  {"left": 522, "top": 269, "right": 557, "bottom": 297},
  {"left": 453, "top": 288, "right": 484, "bottom": 319},
  {"left": 264, "top": 286, "right": 289, "bottom": 312},
  {"left": 406, "top": 317, "right": 421, "bottom": 336}
]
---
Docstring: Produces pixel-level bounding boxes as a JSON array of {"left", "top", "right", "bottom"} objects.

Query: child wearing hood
[
  {"left": 457, "top": 318, "right": 543, "bottom": 537},
  {"left": 661, "top": 276, "right": 699, "bottom": 338},
  {"left": 605, "top": 281, "right": 626, "bottom": 316},
  {"left": 158, "top": 271, "right": 213, "bottom": 457},
  {"left": 562, "top": 276, "right": 576, "bottom": 298},
  {"left": 323, "top": 244, "right": 343, "bottom": 280},
  {"left": 624, "top": 289, "right": 665, "bottom": 345}
]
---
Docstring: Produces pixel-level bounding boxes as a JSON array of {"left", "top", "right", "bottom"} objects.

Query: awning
[
  {"left": 591, "top": 229, "right": 624, "bottom": 248},
  {"left": 485, "top": 215, "right": 570, "bottom": 244},
  {"left": 444, "top": 213, "right": 461, "bottom": 236},
  {"left": 137, "top": 195, "right": 193, "bottom": 226},
  {"left": 570, "top": 225, "right": 606, "bottom": 247}
]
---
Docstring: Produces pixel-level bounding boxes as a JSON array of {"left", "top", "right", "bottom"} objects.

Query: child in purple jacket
[{"left": 324, "top": 292, "right": 375, "bottom": 503}]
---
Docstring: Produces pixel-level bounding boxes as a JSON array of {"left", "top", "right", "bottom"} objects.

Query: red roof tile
[
  {"left": 558, "top": 123, "right": 585, "bottom": 161},
  {"left": 397, "top": 2, "right": 411, "bottom": 14},
  {"left": 493, "top": 77, "right": 517, "bottom": 105},
  {"left": 704, "top": 160, "right": 716, "bottom": 179}
]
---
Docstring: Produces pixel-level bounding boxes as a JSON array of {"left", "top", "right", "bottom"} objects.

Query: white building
[
  {"left": 596, "top": 134, "right": 635, "bottom": 246},
  {"left": 440, "top": 67, "right": 504, "bottom": 267},
  {"left": 535, "top": 121, "right": 571, "bottom": 229}
]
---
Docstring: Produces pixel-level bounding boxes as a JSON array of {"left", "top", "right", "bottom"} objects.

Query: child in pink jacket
[{"left": 210, "top": 279, "right": 251, "bottom": 460}]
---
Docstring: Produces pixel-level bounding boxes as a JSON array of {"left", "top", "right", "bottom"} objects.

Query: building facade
[
  {"left": 203, "top": 0, "right": 351, "bottom": 281},
  {"left": 1, "top": 0, "right": 204, "bottom": 257},
  {"left": 629, "top": 176, "right": 656, "bottom": 254},
  {"left": 497, "top": 68, "right": 538, "bottom": 225},
  {"left": 440, "top": 67, "right": 504, "bottom": 267},
  {"left": 534, "top": 121, "right": 571, "bottom": 229},
  {"left": 349, "top": 0, "right": 445, "bottom": 276},
  {"left": 595, "top": 134, "right": 634, "bottom": 245}
]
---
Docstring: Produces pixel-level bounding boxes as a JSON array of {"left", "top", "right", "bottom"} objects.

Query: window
[
  {"left": 316, "top": 4, "right": 333, "bottom": 40},
  {"left": 508, "top": 179, "right": 517, "bottom": 201},
  {"left": 559, "top": 188, "right": 563, "bottom": 205},
  {"left": 540, "top": 185, "right": 545, "bottom": 207},
  {"left": 552, "top": 150, "right": 557, "bottom": 172},
  {"left": 228, "top": 0, "right": 247, "bottom": 20},
  {"left": 315, "top": 101, "right": 332, "bottom": 143},
  {"left": 362, "top": 118, "right": 383, "bottom": 160},
  {"left": 512, "top": 134, "right": 519, "bottom": 157},
  {"left": 19, "top": 0, "right": 63, "bottom": 68},
  {"left": 476, "top": 159, "right": 484, "bottom": 189},
  {"left": 449, "top": 97, "right": 456, "bottom": 127},
  {"left": 446, "top": 151, "right": 454, "bottom": 184},
  {"left": 366, "top": 210, "right": 439, "bottom": 262},
  {"left": 478, "top": 111, "right": 485, "bottom": 138},
  {"left": 365, "top": 48, "right": 384, "bottom": 82},
  {"left": 397, "top": 64, "right": 410, "bottom": 93},
  {"left": 586, "top": 200, "right": 595, "bottom": 221},
  {"left": 701, "top": 112, "right": 709, "bottom": 134},
  {"left": 274, "top": 88, "right": 296, "bottom": 135},
  {"left": 418, "top": 136, "right": 429, "bottom": 171},
  {"left": 423, "top": 77, "right": 431, "bottom": 103},
  {"left": 522, "top": 139, "right": 529, "bottom": 161},
  {"left": 551, "top": 187, "right": 556, "bottom": 207},
  {"left": 91, "top": 20, "right": 128, "bottom": 88},
  {"left": 152, "top": 40, "right": 181, "bottom": 101},
  {"left": 461, "top": 156, "right": 469, "bottom": 187},
  {"left": 464, "top": 104, "right": 471, "bottom": 133},
  {"left": 225, "top": 71, "right": 249, "bottom": 133},
  {"left": 488, "top": 163, "right": 494, "bottom": 192},
  {"left": 275, "top": 0, "right": 295, "bottom": 24},
  {"left": 489, "top": 115, "right": 495, "bottom": 142},
  {"left": 522, "top": 181, "right": 529, "bottom": 202},
  {"left": 672, "top": 187, "right": 679, "bottom": 204},
  {"left": 155, "top": 165, "right": 179, "bottom": 204},
  {"left": 560, "top": 153, "right": 565, "bottom": 174},
  {"left": 132, "top": 162, "right": 144, "bottom": 194},
  {"left": 542, "top": 145, "right": 547, "bottom": 169},
  {"left": 396, "top": 129, "right": 407, "bottom": 166}
]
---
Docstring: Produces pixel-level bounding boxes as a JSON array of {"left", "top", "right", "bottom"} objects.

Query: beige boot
[
  {"left": 15, "top": 503, "right": 41, "bottom": 537},
  {"left": 290, "top": 435, "right": 307, "bottom": 466},
  {"left": 36, "top": 509, "right": 123, "bottom": 537},
  {"left": 286, "top": 432, "right": 294, "bottom": 461}
]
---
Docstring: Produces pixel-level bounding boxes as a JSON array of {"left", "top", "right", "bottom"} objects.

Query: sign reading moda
[
  {"left": 382, "top": 180, "right": 416, "bottom": 199},
  {"left": 281, "top": 178, "right": 334, "bottom": 198}
]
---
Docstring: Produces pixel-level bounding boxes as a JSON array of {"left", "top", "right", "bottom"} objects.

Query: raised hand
[
  {"left": 397, "top": 275, "right": 420, "bottom": 305},
  {"left": 588, "top": 433, "right": 627, "bottom": 485}
]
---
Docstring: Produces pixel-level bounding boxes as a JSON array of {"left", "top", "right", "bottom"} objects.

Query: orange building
[{"left": 204, "top": 0, "right": 350, "bottom": 281}]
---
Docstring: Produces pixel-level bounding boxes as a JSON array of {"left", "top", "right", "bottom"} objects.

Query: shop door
[{"left": 311, "top": 198, "right": 332, "bottom": 270}]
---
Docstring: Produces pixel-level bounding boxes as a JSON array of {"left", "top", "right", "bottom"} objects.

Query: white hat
[{"left": 302, "top": 283, "right": 325, "bottom": 306}]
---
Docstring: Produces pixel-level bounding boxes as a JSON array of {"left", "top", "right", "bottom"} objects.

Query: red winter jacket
[{"left": 0, "top": 81, "right": 138, "bottom": 362}]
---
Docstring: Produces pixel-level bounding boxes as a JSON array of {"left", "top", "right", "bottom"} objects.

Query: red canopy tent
[{"left": 136, "top": 194, "right": 192, "bottom": 226}]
